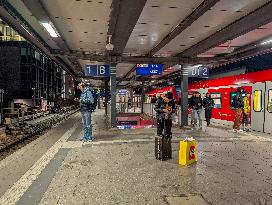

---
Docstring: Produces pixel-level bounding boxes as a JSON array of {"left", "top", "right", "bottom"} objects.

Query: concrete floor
[{"left": 0, "top": 109, "right": 272, "bottom": 205}]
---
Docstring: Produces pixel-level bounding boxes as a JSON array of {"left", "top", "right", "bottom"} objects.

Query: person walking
[
  {"left": 232, "top": 87, "right": 244, "bottom": 132},
  {"left": 242, "top": 92, "right": 251, "bottom": 132},
  {"left": 191, "top": 92, "right": 203, "bottom": 129},
  {"left": 203, "top": 93, "right": 214, "bottom": 127},
  {"left": 78, "top": 83, "right": 95, "bottom": 142}
]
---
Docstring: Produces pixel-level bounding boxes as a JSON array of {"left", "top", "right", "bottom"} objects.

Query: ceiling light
[
  {"left": 261, "top": 38, "right": 272, "bottom": 45},
  {"left": 41, "top": 22, "right": 59, "bottom": 37}
]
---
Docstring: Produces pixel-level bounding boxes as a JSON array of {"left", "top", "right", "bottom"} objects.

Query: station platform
[{"left": 0, "top": 110, "right": 272, "bottom": 205}]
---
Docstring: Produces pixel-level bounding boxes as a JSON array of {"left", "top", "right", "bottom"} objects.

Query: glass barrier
[
  {"left": 268, "top": 90, "right": 272, "bottom": 113},
  {"left": 253, "top": 90, "right": 262, "bottom": 112},
  {"left": 116, "top": 102, "right": 141, "bottom": 113}
]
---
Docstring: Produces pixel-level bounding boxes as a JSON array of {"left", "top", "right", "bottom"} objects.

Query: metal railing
[
  {"left": 116, "top": 102, "right": 141, "bottom": 113},
  {"left": 143, "top": 103, "right": 183, "bottom": 125}
]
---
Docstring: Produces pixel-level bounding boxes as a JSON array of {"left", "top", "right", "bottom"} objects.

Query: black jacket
[
  {"left": 190, "top": 96, "right": 203, "bottom": 110},
  {"left": 232, "top": 92, "right": 244, "bottom": 109},
  {"left": 203, "top": 97, "right": 214, "bottom": 110},
  {"left": 154, "top": 97, "right": 176, "bottom": 120}
]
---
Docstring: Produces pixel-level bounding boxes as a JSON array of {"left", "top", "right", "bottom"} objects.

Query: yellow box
[{"left": 179, "top": 139, "right": 197, "bottom": 166}]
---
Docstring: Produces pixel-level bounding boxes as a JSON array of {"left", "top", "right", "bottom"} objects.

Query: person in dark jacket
[
  {"left": 150, "top": 96, "right": 157, "bottom": 104},
  {"left": 203, "top": 93, "right": 214, "bottom": 127},
  {"left": 154, "top": 92, "right": 175, "bottom": 137},
  {"left": 164, "top": 92, "right": 176, "bottom": 136},
  {"left": 78, "top": 83, "right": 94, "bottom": 142},
  {"left": 191, "top": 92, "right": 203, "bottom": 128},
  {"left": 154, "top": 94, "right": 164, "bottom": 136},
  {"left": 189, "top": 93, "right": 196, "bottom": 125},
  {"left": 232, "top": 87, "right": 244, "bottom": 131}
]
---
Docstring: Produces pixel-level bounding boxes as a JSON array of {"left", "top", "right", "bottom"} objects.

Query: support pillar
[
  {"left": 141, "top": 81, "right": 145, "bottom": 114},
  {"left": 110, "top": 64, "right": 117, "bottom": 128},
  {"left": 180, "top": 65, "right": 188, "bottom": 127},
  {"left": 105, "top": 79, "right": 109, "bottom": 115},
  {"left": 97, "top": 89, "right": 101, "bottom": 109}
]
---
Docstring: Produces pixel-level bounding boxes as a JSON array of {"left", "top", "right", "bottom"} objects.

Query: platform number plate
[
  {"left": 85, "top": 64, "right": 110, "bottom": 77},
  {"left": 188, "top": 66, "right": 209, "bottom": 78}
]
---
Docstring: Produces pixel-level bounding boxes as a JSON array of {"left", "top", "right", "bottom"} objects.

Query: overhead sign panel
[
  {"left": 85, "top": 65, "right": 110, "bottom": 77},
  {"left": 187, "top": 66, "right": 209, "bottom": 78},
  {"left": 136, "top": 64, "right": 163, "bottom": 76}
]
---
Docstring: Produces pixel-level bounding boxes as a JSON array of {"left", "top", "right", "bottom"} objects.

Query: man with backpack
[
  {"left": 232, "top": 87, "right": 244, "bottom": 132},
  {"left": 78, "top": 82, "right": 95, "bottom": 142}
]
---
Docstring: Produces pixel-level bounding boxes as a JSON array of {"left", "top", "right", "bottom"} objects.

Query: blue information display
[
  {"left": 136, "top": 64, "right": 163, "bottom": 76},
  {"left": 85, "top": 65, "right": 110, "bottom": 77},
  {"left": 187, "top": 66, "right": 209, "bottom": 78}
]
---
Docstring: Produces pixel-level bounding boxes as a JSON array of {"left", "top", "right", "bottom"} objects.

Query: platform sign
[
  {"left": 187, "top": 66, "right": 209, "bottom": 78},
  {"left": 136, "top": 64, "right": 163, "bottom": 76},
  {"left": 85, "top": 64, "right": 110, "bottom": 77}
]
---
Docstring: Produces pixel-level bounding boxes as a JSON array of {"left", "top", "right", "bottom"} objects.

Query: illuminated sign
[
  {"left": 187, "top": 66, "right": 209, "bottom": 78},
  {"left": 118, "top": 89, "right": 129, "bottom": 95},
  {"left": 136, "top": 64, "right": 163, "bottom": 76},
  {"left": 85, "top": 65, "right": 110, "bottom": 77}
]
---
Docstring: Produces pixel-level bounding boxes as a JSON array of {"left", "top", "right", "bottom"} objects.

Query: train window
[
  {"left": 268, "top": 90, "right": 272, "bottom": 113},
  {"left": 230, "top": 92, "right": 237, "bottom": 110},
  {"left": 211, "top": 93, "right": 222, "bottom": 109},
  {"left": 253, "top": 90, "right": 262, "bottom": 112}
]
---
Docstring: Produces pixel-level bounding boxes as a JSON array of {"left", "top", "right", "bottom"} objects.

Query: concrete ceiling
[{"left": 1, "top": 0, "right": 272, "bottom": 83}]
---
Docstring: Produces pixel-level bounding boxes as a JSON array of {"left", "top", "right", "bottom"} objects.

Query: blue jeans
[
  {"left": 193, "top": 109, "right": 202, "bottom": 127},
  {"left": 81, "top": 111, "right": 92, "bottom": 140}
]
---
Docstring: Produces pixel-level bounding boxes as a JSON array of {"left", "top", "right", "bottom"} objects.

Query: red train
[{"left": 148, "top": 69, "right": 272, "bottom": 134}]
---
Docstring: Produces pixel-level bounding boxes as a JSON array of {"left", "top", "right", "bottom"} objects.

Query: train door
[
  {"left": 264, "top": 81, "right": 272, "bottom": 134},
  {"left": 251, "top": 83, "right": 265, "bottom": 132}
]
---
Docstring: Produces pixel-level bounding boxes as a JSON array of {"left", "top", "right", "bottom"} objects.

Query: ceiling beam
[
  {"left": 225, "top": 35, "right": 272, "bottom": 57},
  {"left": 108, "top": 0, "right": 147, "bottom": 55},
  {"left": 178, "top": 1, "right": 272, "bottom": 57},
  {"left": 0, "top": 5, "right": 76, "bottom": 77},
  {"left": 52, "top": 52, "right": 223, "bottom": 64},
  {"left": 21, "top": 0, "right": 84, "bottom": 74},
  {"left": 232, "top": 45, "right": 272, "bottom": 62},
  {"left": 21, "top": 0, "right": 70, "bottom": 52},
  {"left": 148, "top": 0, "right": 220, "bottom": 56}
]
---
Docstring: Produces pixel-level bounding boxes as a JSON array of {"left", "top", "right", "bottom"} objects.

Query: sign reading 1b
[
  {"left": 136, "top": 64, "right": 163, "bottom": 76},
  {"left": 85, "top": 64, "right": 110, "bottom": 77}
]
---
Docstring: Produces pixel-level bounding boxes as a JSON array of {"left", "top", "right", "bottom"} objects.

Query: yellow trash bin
[{"left": 179, "top": 138, "right": 197, "bottom": 166}]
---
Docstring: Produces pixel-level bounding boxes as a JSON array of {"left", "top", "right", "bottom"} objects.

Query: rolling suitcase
[{"left": 155, "top": 136, "right": 172, "bottom": 160}]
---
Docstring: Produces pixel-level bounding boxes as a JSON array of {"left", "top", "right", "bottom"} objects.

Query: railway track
[{"left": 0, "top": 108, "right": 79, "bottom": 161}]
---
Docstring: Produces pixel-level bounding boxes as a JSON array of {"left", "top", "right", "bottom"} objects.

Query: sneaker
[
  {"left": 233, "top": 129, "right": 238, "bottom": 132},
  {"left": 238, "top": 129, "right": 244, "bottom": 133},
  {"left": 83, "top": 138, "right": 93, "bottom": 142}
]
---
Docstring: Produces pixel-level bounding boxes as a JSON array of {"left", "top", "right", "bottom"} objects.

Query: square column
[
  {"left": 141, "top": 81, "right": 145, "bottom": 114},
  {"left": 110, "top": 63, "right": 117, "bottom": 128},
  {"left": 180, "top": 65, "right": 188, "bottom": 127},
  {"left": 105, "top": 79, "right": 109, "bottom": 115}
]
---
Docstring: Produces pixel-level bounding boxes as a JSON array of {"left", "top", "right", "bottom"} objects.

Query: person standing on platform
[
  {"left": 128, "top": 97, "right": 132, "bottom": 109},
  {"left": 150, "top": 96, "right": 157, "bottom": 104},
  {"left": 191, "top": 92, "right": 203, "bottom": 129},
  {"left": 203, "top": 93, "right": 214, "bottom": 127},
  {"left": 163, "top": 92, "right": 176, "bottom": 137},
  {"left": 78, "top": 83, "right": 95, "bottom": 142},
  {"left": 154, "top": 93, "right": 164, "bottom": 136},
  {"left": 232, "top": 87, "right": 244, "bottom": 132},
  {"left": 242, "top": 92, "right": 251, "bottom": 132}
]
